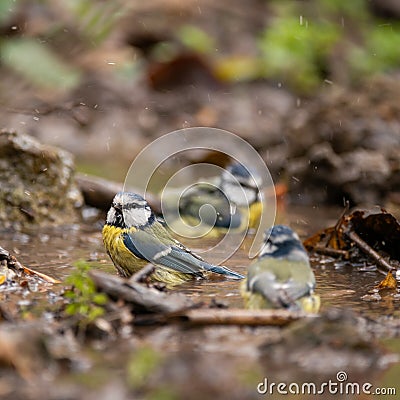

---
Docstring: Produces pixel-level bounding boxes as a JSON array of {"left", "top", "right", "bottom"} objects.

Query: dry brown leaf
[
  {"left": 376, "top": 270, "right": 397, "bottom": 290},
  {"left": 305, "top": 207, "right": 400, "bottom": 273}
]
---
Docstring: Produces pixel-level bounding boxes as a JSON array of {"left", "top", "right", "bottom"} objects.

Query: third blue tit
[
  {"left": 103, "top": 192, "right": 244, "bottom": 285},
  {"left": 163, "top": 161, "right": 263, "bottom": 234},
  {"left": 241, "top": 225, "right": 320, "bottom": 313}
]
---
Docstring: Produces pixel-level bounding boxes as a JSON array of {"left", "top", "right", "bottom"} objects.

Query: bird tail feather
[{"left": 202, "top": 263, "right": 244, "bottom": 279}]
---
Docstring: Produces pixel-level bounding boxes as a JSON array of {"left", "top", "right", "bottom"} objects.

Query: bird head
[
  {"left": 259, "top": 225, "right": 308, "bottom": 261},
  {"left": 220, "top": 162, "right": 262, "bottom": 206},
  {"left": 106, "top": 192, "right": 154, "bottom": 228}
]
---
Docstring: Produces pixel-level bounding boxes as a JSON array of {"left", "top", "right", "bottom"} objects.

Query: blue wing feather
[
  {"left": 122, "top": 232, "right": 146, "bottom": 260},
  {"left": 123, "top": 231, "right": 204, "bottom": 277},
  {"left": 123, "top": 230, "right": 243, "bottom": 279}
]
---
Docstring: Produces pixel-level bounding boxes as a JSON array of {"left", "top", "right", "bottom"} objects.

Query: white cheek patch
[
  {"left": 106, "top": 207, "right": 116, "bottom": 224},
  {"left": 224, "top": 183, "right": 255, "bottom": 207},
  {"left": 259, "top": 242, "right": 278, "bottom": 256},
  {"left": 243, "top": 187, "right": 257, "bottom": 204},
  {"left": 124, "top": 207, "right": 152, "bottom": 227}
]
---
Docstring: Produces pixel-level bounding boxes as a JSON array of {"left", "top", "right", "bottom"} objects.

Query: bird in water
[
  {"left": 162, "top": 161, "right": 263, "bottom": 234},
  {"left": 241, "top": 225, "right": 320, "bottom": 312},
  {"left": 102, "top": 192, "right": 244, "bottom": 285}
]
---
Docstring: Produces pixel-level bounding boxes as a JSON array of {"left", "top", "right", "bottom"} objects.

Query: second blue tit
[
  {"left": 163, "top": 162, "right": 263, "bottom": 234},
  {"left": 103, "top": 192, "right": 244, "bottom": 285},
  {"left": 241, "top": 225, "right": 320, "bottom": 313}
]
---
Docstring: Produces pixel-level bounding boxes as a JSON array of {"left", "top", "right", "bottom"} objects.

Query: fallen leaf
[
  {"left": 376, "top": 270, "right": 397, "bottom": 290},
  {"left": 305, "top": 207, "right": 400, "bottom": 273}
]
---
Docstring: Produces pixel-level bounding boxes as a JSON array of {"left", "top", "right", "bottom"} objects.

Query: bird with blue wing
[
  {"left": 102, "top": 192, "right": 244, "bottom": 285},
  {"left": 163, "top": 161, "right": 263, "bottom": 234},
  {"left": 241, "top": 225, "right": 320, "bottom": 312}
]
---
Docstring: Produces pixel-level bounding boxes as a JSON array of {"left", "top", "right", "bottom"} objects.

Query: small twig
[
  {"left": 325, "top": 202, "right": 349, "bottom": 248},
  {"left": 313, "top": 245, "right": 350, "bottom": 259},
  {"left": 345, "top": 230, "right": 394, "bottom": 273},
  {"left": 128, "top": 264, "right": 155, "bottom": 283},
  {"left": 89, "top": 270, "right": 193, "bottom": 314},
  {"left": 335, "top": 200, "right": 350, "bottom": 231},
  {"left": 136, "top": 308, "right": 308, "bottom": 327},
  {"left": 21, "top": 265, "right": 61, "bottom": 284},
  {"left": 171, "top": 308, "right": 310, "bottom": 327},
  {"left": 0, "top": 245, "right": 60, "bottom": 283}
]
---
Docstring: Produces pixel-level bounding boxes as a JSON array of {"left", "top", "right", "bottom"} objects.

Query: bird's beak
[{"left": 113, "top": 203, "right": 122, "bottom": 211}]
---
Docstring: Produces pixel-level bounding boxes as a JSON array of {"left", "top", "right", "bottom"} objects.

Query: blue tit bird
[
  {"left": 241, "top": 225, "right": 320, "bottom": 312},
  {"left": 219, "top": 162, "right": 263, "bottom": 230},
  {"left": 102, "top": 192, "right": 244, "bottom": 285},
  {"left": 164, "top": 162, "right": 263, "bottom": 234}
]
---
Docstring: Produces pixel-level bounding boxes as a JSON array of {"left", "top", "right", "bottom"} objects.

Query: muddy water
[
  {"left": 0, "top": 205, "right": 396, "bottom": 318},
  {"left": 1, "top": 205, "right": 400, "bottom": 399}
]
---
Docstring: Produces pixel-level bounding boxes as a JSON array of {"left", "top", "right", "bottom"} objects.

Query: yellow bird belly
[
  {"left": 102, "top": 224, "right": 147, "bottom": 277},
  {"left": 248, "top": 201, "right": 262, "bottom": 230},
  {"left": 240, "top": 279, "right": 320, "bottom": 313},
  {"left": 240, "top": 279, "right": 271, "bottom": 309},
  {"left": 296, "top": 294, "right": 321, "bottom": 313},
  {"left": 102, "top": 224, "right": 197, "bottom": 285}
]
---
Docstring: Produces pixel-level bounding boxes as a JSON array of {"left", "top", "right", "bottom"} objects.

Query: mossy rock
[{"left": 0, "top": 130, "right": 83, "bottom": 229}]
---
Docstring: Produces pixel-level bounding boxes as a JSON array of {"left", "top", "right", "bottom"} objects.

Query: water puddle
[
  {"left": 1, "top": 204, "right": 399, "bottom": 398},
  {"left": 0, "top": 205, "right": 396, "bottom": 318}
]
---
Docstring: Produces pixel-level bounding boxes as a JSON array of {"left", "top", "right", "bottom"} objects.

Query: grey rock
[{"left": 0, "top": 130, "right": 83, "bottom": 229}]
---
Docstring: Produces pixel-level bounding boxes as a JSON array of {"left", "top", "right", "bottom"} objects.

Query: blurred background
[{"left": 1, "top": 0, "right": 400, "bottom": 207}]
